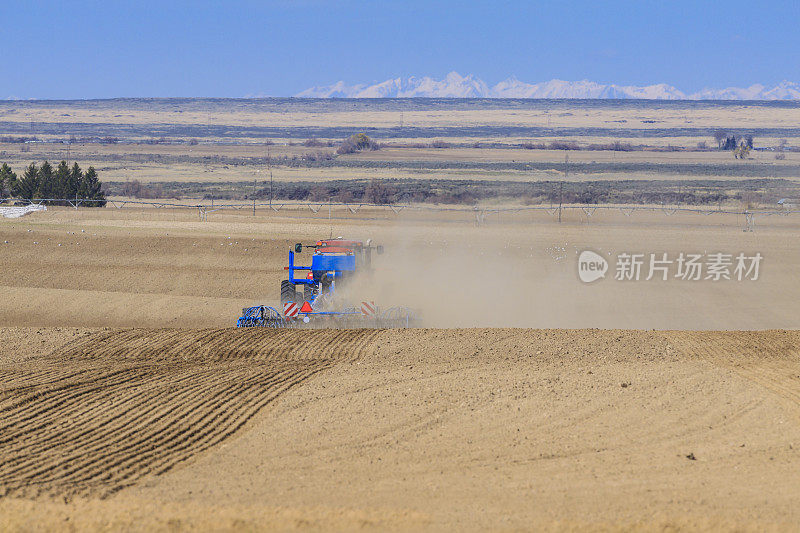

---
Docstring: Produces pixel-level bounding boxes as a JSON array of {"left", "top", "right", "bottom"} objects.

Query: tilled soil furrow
[
  {"left": 178, "top": 329, "right": 234, "bottom": 360},
  {"left": 348, "top": 329, "right": 381, "bottom": 363},
  {"left": 0, "top": 369, "right": 212, "bottom": 470},
  {"left": 58, "top": 330, "right": 145, "bottom": 361},
  {"left": 0, "top": 367, "right": 96, "bottom": 391},
  {"left": 1, "top": 364, "right": 203, "bottom": 429},
  {"left": 0, "top": 327, "right": 373, "bottom": 498},
  {"left": 5, "top": 368, "right": 300, "bottom": 488},
  {"left": 43, "top": 368, "right": 309, "bottom": 493},
  {"left": 207, "top": 329, "right": 263, "bottom": 361},
  {"left": 46, "top": 331, "right": 130, "bottom": 362},
  {"left": 106, "top": 362, "right": 334, "bottom": 493},
  {"left": 133, "top": 367, "right": 329, "bottom": 474},
  {"left": 4, "top": 377, "right": 245, "bottom": 490},
  {"left": 5, "top": 370, "right": 259, "bottom": 485},
  {"left": 673, "top": 331, "right": 800, "bottom": 409},
  {"left": 289, "top": 329, "right": 348, "bottom": 361},
  {"left": 84, "top": 330, "right": 189, "bottom": 362},
  {"left": 225, "top": 330, "right": 299, "bottom": 362},
  {"left": 89, "top": 330, "right": 185, "bottom": 361},
  {"left": 0, "top": 366, "right": 149, "bottom": 431},
  {"left": 151, "top": 329, "right": 223, "bottom": 361},
  {"left": 86, "top": 365, "right": 330, "bottom": 496},
  {"left": 0, "top": 377, "right": 159, "bottom": 454}
]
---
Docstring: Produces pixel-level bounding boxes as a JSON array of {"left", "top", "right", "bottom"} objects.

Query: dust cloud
[
  {"left": 338, "top": 220, "right": 799, "bottom": 330},
  {"left": 345, "top": 234, "right": 583, "bottom": 328}
]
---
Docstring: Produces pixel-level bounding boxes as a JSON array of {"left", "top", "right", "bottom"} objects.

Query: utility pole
[
  {"left": 67, "top": 140, "right": 73, "bottom": 208},
  {"left": 559, "top": 154, "right": 567, "bottom": 223},
  {"left": 267, "top": 146, "right": 273, "bottom": 209}
]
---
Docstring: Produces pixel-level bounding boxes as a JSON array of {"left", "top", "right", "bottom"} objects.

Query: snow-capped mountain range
[{"left": 296, "top": 72, "right": 800, "bottom": 100}]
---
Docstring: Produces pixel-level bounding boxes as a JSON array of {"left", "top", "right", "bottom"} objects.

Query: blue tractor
[
  {"left": 237, "top": 237, "right": 416, "bottom": 327},
  {"left": 281, "top": 238, "right": 383, "bottom": 307}
]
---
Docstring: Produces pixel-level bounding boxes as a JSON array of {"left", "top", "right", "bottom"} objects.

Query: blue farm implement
[
  {"left": 236, "top": 306, "right": 290, "bottom": 328},
  {"left": 237, "top": 238, "right": 417, "bottom": 328}
]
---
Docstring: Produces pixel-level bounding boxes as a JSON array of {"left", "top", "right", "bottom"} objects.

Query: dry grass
[
  {"left": 1, "top": 99, "right": 798, "bottom": 190},
  {"left": 3, "top": 102, "right": 800, "bottom": 129}
]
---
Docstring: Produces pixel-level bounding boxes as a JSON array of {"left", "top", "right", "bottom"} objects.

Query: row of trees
[
  {"left": 711, "top": 132, "right": 755, "bottom": 159},
  {"left": 713, "top": 131, "right": 754, "bottom": 150},
  {"left": 0, "top": 161, "right": 106, "bottom": 206}
]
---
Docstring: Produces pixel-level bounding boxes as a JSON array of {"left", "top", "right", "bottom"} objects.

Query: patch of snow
[
  {"left": 295, "top": 73, "right": 800, "bottom": 100},
  {"left": 0, "top": 204, "right": 47, "bottom": 218}
]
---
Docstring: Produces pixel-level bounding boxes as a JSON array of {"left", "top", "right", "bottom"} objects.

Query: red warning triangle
[{"left": 299, "top": 301, "right": 314, "bottom": 313}]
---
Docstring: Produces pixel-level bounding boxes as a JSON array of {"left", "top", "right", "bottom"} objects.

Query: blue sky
[{"left": 1, "top": 0, "right": 798, "bottom": 98}]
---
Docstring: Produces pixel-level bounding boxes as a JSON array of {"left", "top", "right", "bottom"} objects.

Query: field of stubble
[{"left": 1, "top": 204, "right": 799, "bottom": 531}]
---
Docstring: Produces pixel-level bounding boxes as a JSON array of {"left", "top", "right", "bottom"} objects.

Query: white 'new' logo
[{"left": 578, "top": 250, "right": 608, "bottom": 283}]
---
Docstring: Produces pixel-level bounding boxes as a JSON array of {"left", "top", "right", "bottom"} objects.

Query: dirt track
[{"left": 2, "top": 327, "right": 800, "bottom": 530}]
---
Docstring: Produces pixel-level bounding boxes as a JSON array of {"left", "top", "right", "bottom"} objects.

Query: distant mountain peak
[{"left": 296, "top": 73, "right": 800, "bottom": 100}]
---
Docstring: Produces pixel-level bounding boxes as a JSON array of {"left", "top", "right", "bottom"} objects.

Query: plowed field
[
  {"left": 0, "top": 328, "right": 377, "bottom": 498},
  {"left": 1, "top": 208, "right": 799, "bottom": 530},
  {"left": 2, "top": 327, "right": 800, "bottom": 531}
]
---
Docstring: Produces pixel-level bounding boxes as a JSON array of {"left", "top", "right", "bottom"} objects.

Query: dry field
[
  {"left": 2, "top": 98, "right": 800, "bottom": 191},
  {"left": 0, "top": 205, "right": 799, "bottom": 531},
  {"left": 1, "top": 326, "right": 800, "bottom": 531},
  {"left": 1, "top": 93, "right": 799, "bottom": 532},
  {"left": 2, "top": 205, "right": 799, "bottom": 330},
  {"left": 2, "top": 98, "right": 800, "bottom": 130},
  {"left": 4, "top": 142, "right": 797, "bottom": 186}
]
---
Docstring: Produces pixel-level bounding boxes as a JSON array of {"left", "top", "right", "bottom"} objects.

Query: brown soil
[
  {"left": 2, "top": 327, "right": 799, "bottom": 531},
  {"left": 1, "top": 208, "right": 799, "bottom": 531},
  {"left": 0, "top": 328, "right": 380, "bottom": 498},
  {"left": 2, "top": 207, "right": 799, "bottom": 330}
]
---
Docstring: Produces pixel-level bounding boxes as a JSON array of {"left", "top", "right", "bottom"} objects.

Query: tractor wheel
[
  {"left": 303, "top": 284, "right": 314, "bottom": 302},
  {"left": 280, "top": 280, "right": 295, "bottom": 305}
]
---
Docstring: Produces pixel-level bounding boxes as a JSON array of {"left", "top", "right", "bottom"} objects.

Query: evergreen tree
[
  {"left": 13, "top": 163, "right": 40, "bottom": 200},
  {"left": 68, "top": 162, "right": 82, "bottom": 200},
  {"left": 78, "top": 166, "right": 106, "bottom": 207},
  {"left": 36, "top": 161, "right": 55, "bottom": 200},
  {"left": 723, "top": 135, "right": 737, "bottom": 151},
  {"left": 4, "top": 160, "right": 104, "bottom": 207},
  {"left": 53, "top": 160, "right": 71, "bottom": 204},
  {"left": 0, "top": 163, "right": 16, "bottom": 199}
]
